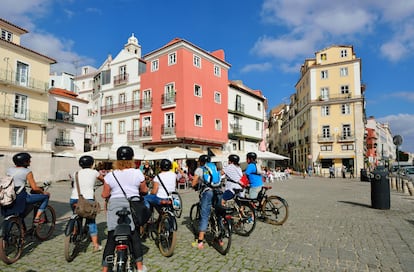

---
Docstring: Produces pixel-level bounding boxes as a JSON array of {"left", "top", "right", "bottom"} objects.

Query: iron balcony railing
[
  {"left": 161, "top": 124, "right": 175, "bottom": 136},
  {"left": 0, "top": 104, "right": 47, "bottom": 124},
  {"left": 317, "top": 134, "right": 335, "bottom": 142},
  {"left": 101, "top": 100, "right": 140, "bottom": 115},
  {"left": 55, "top": 138, "right": 75, "bottom": 147},
  {"left": 0, "top": 68, "right": 49, "bottom": 93},
  {"left": 55, "top": 111, "right": 74, "bottom": 122},
  {"left": 113, "top": 73, "right": 129, "bottom": 86},
  {"left": 161, "top": 93, "right": 176, "bottom": 106},
  {"left": 337, "top": 133, "right": 355, "bottom": 142},
  {"left": 127, "top": 127, "right": 152, "bottom": 142},
  {"left": 230, "top": 124, "right": 242, "bottom": 135},
  {"left": 99, "top": 133, "right": 113, "bottom": 144}
]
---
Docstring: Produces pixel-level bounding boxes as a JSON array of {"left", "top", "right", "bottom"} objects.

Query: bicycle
[
  {"left": 141, "top": 197, "right": 177, "bottom": 257},
  {"left": 248, "top": 185, "right": 288, "bottom": 225},
  {"left": 0, "top": 181, "right": 56, "bottom": 264},
  {"left": 223, "top": 189, "right": 256, "bottom": 236},
  {"left": 189, "top": 188, "right": 233, "bottom": 255}
]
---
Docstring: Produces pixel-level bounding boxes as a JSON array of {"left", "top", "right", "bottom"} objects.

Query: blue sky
[{"left": 2, "top": 0, "right": 414, "bottom": 153}]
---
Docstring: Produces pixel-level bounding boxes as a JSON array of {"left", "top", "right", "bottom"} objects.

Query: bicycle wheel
[
  {"left": 262, "top": 196, "right": 289, "bottom": 225},
  {"left": 36, "top": 205, "right": 56, "bottom": 241},
  {"left": 115, "top": 248, "right": 127, "bottom": 272},
  {"left": 214, "top": 216, "right": 232, "bottom": 255},
  {"left": 0, "top": 217, "right": 24, "bottom": 264},
  {"left": 189, "top": 203, "right": 200, "bottom": 235},
  {"left": 232, "top": 201, "right": 256, "bottom": 236},
  {"left": 157, "top": 214, "right": 177, "bottom": 257},
  {"left": 173, "top": 193, "right": 183, "bottom": 218},
  {"left": 64, "top": 219, "right": 80, "bottom": 262}
]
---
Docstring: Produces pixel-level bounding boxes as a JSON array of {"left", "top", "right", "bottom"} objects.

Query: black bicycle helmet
[
  {"left": 246, "top": 152, "right": 257, "bottom": 161},
  {"left": 160, "top": 159, "right": 172, "bottom": 171},
  {"left": 12, "top": 152, "right": 31, "bottom": 167},
  {"left": 228, "top": 154, "right": 240, "bottom": 164},
  {"left": 117, "top": 146, "right": 134, "bottom": 160},
  {"left": 198, "top": 154, "right": 211, "bottom": 164},
  {"left": 79, "top": 155, "right": 94, "bottom": 168}
]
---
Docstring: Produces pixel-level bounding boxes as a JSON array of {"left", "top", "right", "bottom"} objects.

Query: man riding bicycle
[{"left": 2, "top": 152, "right": 50, "bottom": 223}]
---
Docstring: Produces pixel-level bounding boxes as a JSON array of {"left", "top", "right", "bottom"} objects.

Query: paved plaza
[{"left": 0, "top": 175, "right": 413, "bottom": 272}]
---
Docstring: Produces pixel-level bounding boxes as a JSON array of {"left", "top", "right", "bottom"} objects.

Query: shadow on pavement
[{"left": 338, "top": 200, "right": 371, "bottom": 208}]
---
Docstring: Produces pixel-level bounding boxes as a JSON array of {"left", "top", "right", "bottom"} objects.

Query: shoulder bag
[
  {"left": 74, "top": 172, "right": 101, "bottom": 219},
  {"left": 112, "top": 172, "right": 150, "bottom": 227}
]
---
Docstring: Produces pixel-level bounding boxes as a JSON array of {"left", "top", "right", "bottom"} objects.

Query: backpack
[
  {"left": 0, "top": 176, "right": 16, "bottom": 206},
  {"left": 202, "top": 162, "right": 221, "bottom": 188}
]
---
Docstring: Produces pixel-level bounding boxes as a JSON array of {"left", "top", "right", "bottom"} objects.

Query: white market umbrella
[
  {"left": 145, "top": 147, "right": 202, "bottom": 161},
  {"left": 256, "top": 150, "right": 290, "bottom": 160}
]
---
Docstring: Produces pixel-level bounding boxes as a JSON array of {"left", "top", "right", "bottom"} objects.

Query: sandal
[
  {"left": 93, "top": 245, "right": 102, "bottom": 253},
  {"left": 33, "top": 218, "right": 46, "bottom": 224}
]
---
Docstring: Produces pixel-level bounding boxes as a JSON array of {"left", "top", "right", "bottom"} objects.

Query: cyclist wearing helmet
[
  {"left": 221, "top": 154, "right": 244, "bottom": 200},
  {"left": 69, "top": 155, "right": 104, "bottom": 252},
  {"left": 4, "top": 153, "right": 50, "bottom": 222},
  {"left": 144, "top": 159, "right": 177, "bottom": 209},
  {"left": 245, "top": 152, "right": 263, "bottom": 199},
  {"left": 101, "top": 146, "right": 148, "bottom": 272},
  {"left": 191, "top": 154, "right": 214, "bottom": 250}
]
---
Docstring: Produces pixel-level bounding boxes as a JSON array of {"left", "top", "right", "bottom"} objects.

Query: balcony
[
  {"left": 337, "top": 134, "right": 355, "bottom": 142},
  {"left": 317, "top": 92, "right": 355, "bottom": 102},
  {"left": 55, "top": 111, "right": 74, "bottom": 122},
  {"left": 317, "top": 134, "right": 334, "bottom": 143},
  {"left": 127, "top": 127, "right": 152, "bottom": 142},
  {"left": 0, "top": 104, "right": 47, "bottom": 124},
  {"left": 55, "top": 138, "right": 74, "bottom": 147},
  {"left": 161, "top": 93, "right": 176, "bottom": 108},
  {"left": 113, "top": 73, "right": 129, "bottom": 86},
  {"left": 99, "top": 133, "right": 113, "bottom": 144},
  {"left": 141, "top": 99, "right": 152, "bottom": 111},
  {"left": 161, "top": 124, "right": 175, "bottom": 137},
  {"left": 0, "top": 68, "right": 49, "bottom": 94},
  {"left": 101, "top": 100, "right": 140, "bottom": 115},
  {"left": 230, "top": 124, "right": 242, "bottom": 135},
  {"left": 234, "top": 103, "right": 245, "bottom": 114}
]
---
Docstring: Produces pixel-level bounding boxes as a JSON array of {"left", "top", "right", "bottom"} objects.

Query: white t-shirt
[
  {"left": 70, "top": 168, "right": 100, "bottom": 200},
  {"left": 223, "top": 164, "right": 243, "bottom": 192},
  {"left": 153, "top": 171, "right": 177, "bottom": 199},
  {"left": 104, "top": 168, "right": 145, "bottom": 199}
]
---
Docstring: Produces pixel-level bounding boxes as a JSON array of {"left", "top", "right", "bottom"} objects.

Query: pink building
[{"left": 140, "top": 38, "right": 231, "bottom": 151}]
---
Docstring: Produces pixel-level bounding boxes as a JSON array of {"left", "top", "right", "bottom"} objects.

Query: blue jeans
[
  {"left": 249, "top": 186, "right": 262, "bottom": 199},
  {"left": 199, "top": 189, "right": 214, "bottom": 232},
  {"left": 69, "top": 198, "right": 98, "bottom": 236},
  {"left": 26, "top": 193, "right": 49, "bottom": 212},
  {"left": 144, "top": 194, "right": 162, "bottom": 209}
]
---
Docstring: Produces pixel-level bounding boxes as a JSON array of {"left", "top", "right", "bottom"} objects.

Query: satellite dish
[{"left": 393, "top": 135, "right": 403, "bottom": 146}]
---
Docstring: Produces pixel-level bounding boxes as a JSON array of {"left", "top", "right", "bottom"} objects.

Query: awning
[
  {"left": 209, "top": 148, "right": 223, "bottom": 156},
  {"left": 319, "top": 154, "right": 355, "bottom": 159}
]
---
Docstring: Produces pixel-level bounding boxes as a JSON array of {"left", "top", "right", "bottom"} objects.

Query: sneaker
[
  {"left": 191, "top": 240, "right": 204, "bottom": 249},
  {"left": 93, "top": 245, "right": 102, "bottom": 253},
  {"left": 218, "top": 239, "right": 224, "bottom": 247},
  {"left": 138, "top": 264, "right": 147, "bottom": 272},
  {"left": 33, "top": 218, "right": 46, "bottom": 224}
]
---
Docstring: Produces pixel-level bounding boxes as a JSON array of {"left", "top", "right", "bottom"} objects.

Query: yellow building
[
  {"left": 0, "top": 18, "right": 56, "bottom": 177},
  {"left": 281, "top": 45, "right": 365, "bottom": 177}
]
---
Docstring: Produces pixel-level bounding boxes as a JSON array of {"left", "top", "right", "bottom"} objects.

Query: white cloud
[
  {"left": 389, "top": 91, "right": 414, "bottom": 102},
  {"left": 377, "top": 114, "right": 414, "bottom": 153},
  {"left": 240, "top": 62, "right": 272, "bottom": 73}
]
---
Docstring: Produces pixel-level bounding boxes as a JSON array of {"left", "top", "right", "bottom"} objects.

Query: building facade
[{"left": 280, "top": 45, "right": 366, "bottom": 176}]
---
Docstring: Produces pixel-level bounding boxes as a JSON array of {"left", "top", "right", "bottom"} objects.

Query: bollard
[
  {"left": 391, "top": 176, "right": 396, "bottom": 190},
  {"left": 403, "top": 180, "right": 410, "bottom": 195},
  {"left": 407, "top": 181, "right": 414, "bottom": 196}
]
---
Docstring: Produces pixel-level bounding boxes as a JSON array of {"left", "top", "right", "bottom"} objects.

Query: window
[
  {"left": 341, "top": 85, "right": 349, "bottom": 94},
  {"left": 215, "top": 119, "right": 222, "bottom": 130},
  {"left": 193, "top": 55, "right": 201, "bottom": 68},
  {"left": 119, "top": 93, "right": 126, "bottom": 104},
  {"left": 257, "top": 103, "right": 261, "bottom": 111},
  {"left": 320, "top": 87, "right": 329, "bottom": 100},
  {"left": 235, "top": 95, "right": 242, "bottom": 111},
  {"left": 142, "top": 117, "right": 151, "bottom": 136},
  {"left": 320, "top": 145, "right": 333, "bottom": 151},
  {"left": 164, "top": 83, "right": 175, "bottom": 104},
  {"left": 194, "top": 84, "right": 202, "bottom": 97},
  {"left": 119, "top": 120, "right": 125, "bottom": 134},
  {"left": 214, "top": 65, "right": 221, "bottom": 77},
  {"left": 322, "top": 105, "right": 330, "bottom": 116},
  {"left": 341, "top": 144, "right": 354, "bottom": 150},
  {"left": 119, "top": 65, "right": 127, "bottom": 78},
  {"left": 321, "top": 70, "right": 328, "bottom": 79},
  {"left": 340, "top": 49, "right": 348, "bottom": 58},
  {"left": 14, "top": 94, "right": 27, "bottom": 119},
  {"left": 341, "top": 104, "right": 350, "bottom": 115},
  {"left": 256, "top": 122, "right": 260, "bottom": 131},
  {"left": 104, "top": 122, "right": 112, "bottom": 134},
  {"left": 342, "top": 124, "right": 351, "bottom": 138},
  {"left": 11, "top": 127, "right": 25, "bottom": 147},
  {"left": 340, "top": 67, "right": 348, "bottom": 77},
  {"left": 72, "top": 105, "right": 79, "bottom": 115},
  {"left": 151, "top": 59, "right": 159, "bottom": 72},
  {"left": 105, "top": 96, "right": 113, "bottom": 107},
  {"left": 164, "top": 113, "right": 175, "bottom": 135},
  {"left": 214, "top": 92, "right": 221, "bottom": 104},
  {"left": 168, "top": 52, "right": 177, "bottom": 65},
  {"left": 133, "top": 90, "right": 139, "bottom": 106},
  {"left": 142, "top": 90, "right": 151, "bottom": 109},
  {"left": 1, "top": 29, "right": 12, "bottom": 41},
  {"left": 16, "top": 61, "right": 29, "bottom": 87},
  {"left": 195, "top": 114, "right": 202, "bottom": 127},
  {"left": 322, "top": 125, "right": 330, "bottom": 138},
  {"left": 320, "top": 53, "right": 327, "bottom": 61},
  {"left": 101, "top": 70, "right": 111, "bottom": 85}
]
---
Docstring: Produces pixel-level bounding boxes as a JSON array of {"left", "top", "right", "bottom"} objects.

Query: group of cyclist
[{"left": 3, "top": 148, "right": 263, "bottom": 271}]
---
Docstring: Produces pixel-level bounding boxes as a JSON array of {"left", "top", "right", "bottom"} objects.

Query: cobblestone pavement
[{"left": 1, "top": 176, "right": 413, "bottom": 272}]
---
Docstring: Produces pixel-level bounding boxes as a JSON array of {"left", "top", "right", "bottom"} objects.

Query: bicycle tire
[
  {"left": 262, "top": 196, "right": 289, "bottom": 225},
  {"left": 189, "top": 203, "right": 200, "bottom": 235},
  {"left": 115, "top": 249, "right": 127, "bottom": 272},
  {"left": 0, "top": 217, "right": 24, "bottom": 264},
  {"left": 64, "top": 219, "right": 80, "bottom": 262},
  {"left": 232, "top": 201, "right": 256, "bottom": 236},
  {"left": 36, "top": 205, "right": 56, "bottom": 240},
  {"left": 214, "top": 216, "right": 232, "bottom": 255},
  {"left": 157, "top": 214, "right": 177, "bottom": 257},
  {"left": 173, "top": 193, "right": 183, "bottom": 218}
]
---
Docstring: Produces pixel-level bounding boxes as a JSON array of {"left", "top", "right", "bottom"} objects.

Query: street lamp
[{"left": 393, "top": 135, "right": 403, "bottom": 190}]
